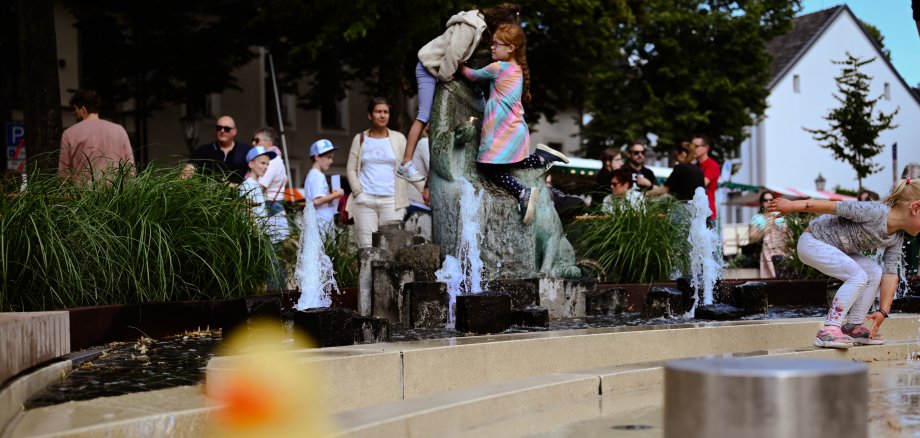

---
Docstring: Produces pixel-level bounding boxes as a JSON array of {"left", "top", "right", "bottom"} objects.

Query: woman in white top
[{"left": 345, "top": 97, "right": 411, "bottom": 248}]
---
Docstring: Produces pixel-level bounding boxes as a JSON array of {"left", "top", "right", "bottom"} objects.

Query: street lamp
[
  {"left": 180, "top": 113, "right": 201, "bottom": 152},
  {"left": 815, "top": 173, "right": 826, "bottom": 191}
]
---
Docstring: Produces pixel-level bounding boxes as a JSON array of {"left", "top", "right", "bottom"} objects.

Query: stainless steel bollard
[{"left": 665, "top": 358, "right": 867, "bottom": 438}]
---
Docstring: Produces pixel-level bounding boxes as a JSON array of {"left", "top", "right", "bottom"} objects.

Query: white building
[{"left": 727, "top": 4, "right": 920, "bottom": 224}]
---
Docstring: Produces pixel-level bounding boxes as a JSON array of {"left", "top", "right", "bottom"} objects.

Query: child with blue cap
[
  {"left": 305, "top": 139, "right": 344, "bottom": 234},
  {"left": 241, "top": 146, "right": 289, "bottom": 289}
]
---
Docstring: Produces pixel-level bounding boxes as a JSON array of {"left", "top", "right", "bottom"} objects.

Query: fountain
[
  {"left": 295, "top": 202, "right": 337, "bottom": 310},
  {"left": 686, "top": 186, "right": 723, "bottom": 313},
  {"left": 435, "top": 176, "right": 484, "bottom": 327}
]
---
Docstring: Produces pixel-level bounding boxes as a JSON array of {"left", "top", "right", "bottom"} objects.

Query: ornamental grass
[
  {"left": 570, "top": 196, "right": 690, "bottom": 284},
  {"left": 0, "top": 165, "right": 275, "bottom": 312}
]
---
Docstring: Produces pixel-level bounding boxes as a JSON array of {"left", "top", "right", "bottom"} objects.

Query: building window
[
  {"left": 793, "top": 75, "right": 800, "bottom": 93},
  {"left": 884, "top": 82, "right": 891, "bottom": 100},
  {"left": 320, "top": 97, "right": 345, "bottom": 131}
]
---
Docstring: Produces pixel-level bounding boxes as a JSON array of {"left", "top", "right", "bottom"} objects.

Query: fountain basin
[{"left": 6, "top": 316, "right": 919, "bottom": 437}]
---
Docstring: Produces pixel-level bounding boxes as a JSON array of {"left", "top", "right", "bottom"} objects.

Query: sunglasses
[
  {"left": 251, "top": 137, "right": 265, "bottom": 144},
  {"left": 216, "top": 125, "right": 235, "bottom": 133},
  {"left": 629, "top": 150, "right": 645, "bottom": 156}
]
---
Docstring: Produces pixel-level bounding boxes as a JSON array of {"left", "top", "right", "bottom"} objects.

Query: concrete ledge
[
  {"left": 334, "top": 373, "right": 600, "bottom": 438},
  {"left": 6, "top": 386, "right": 216, "bottom": 438},
  {"left": 0, "top": 360, "right": 71, "bottom": 435},
  {"left": 0, "top": 312, "right": 70, "bottom": 384}
]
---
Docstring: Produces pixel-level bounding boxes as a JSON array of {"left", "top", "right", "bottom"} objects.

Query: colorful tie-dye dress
[{"left": 461, "top": 61, "right": 530, "bottom": 164}]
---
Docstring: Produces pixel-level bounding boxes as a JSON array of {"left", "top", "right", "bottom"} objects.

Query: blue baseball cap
[
  {"left": 309, "top": 139, "right": 338, "bottom": 156},
  {"left": 246, "top": 146, "right": 278, "bottom": 162}
]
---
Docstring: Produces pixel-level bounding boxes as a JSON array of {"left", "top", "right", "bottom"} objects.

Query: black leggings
[{"left": 478, "top": 154, "right": 544, "bottom": 197}]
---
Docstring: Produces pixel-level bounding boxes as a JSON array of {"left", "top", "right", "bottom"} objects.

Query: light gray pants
[{"left": 798, "top": 232, "right": 882, "bottom": 327}]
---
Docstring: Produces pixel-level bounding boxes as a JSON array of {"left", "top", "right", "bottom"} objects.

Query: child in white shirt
[{"left": 305, "top": 139, "right": 344, "bottom": 234}]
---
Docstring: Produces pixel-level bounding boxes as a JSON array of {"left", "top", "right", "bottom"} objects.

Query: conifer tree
[{"left": 805, "top": 52, "right": 898, "bottom": 190}]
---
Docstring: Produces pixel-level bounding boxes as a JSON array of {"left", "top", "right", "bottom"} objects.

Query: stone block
[
  {"left": 695, "top": 303, "right": 747, "bottom": 321},
  {"left": 510, "top": 307, "right": 549, "bottom": 328},
  {"left": 677, "top": 277, "right": 728, "bottom": 313},
  {"left": 379, "top": 221, "right": 404, "bottom": 232},
  {"left": 396, "top": 244, "right": 441, "bottom": 281},
  {"left": 404, "top": 210, "right": 433, "bottom": 242},
  {"left": 352, "top": 316, "right": 390, "bottom": 343},
  {"left": 586, "top": 287, "right": 628, "bottom": 316},
  {"left": 358, "top": 247, "right": 394, "bottom": 316},
  {"left": 643, "top": 287, "right": 683, "bottom": 318},
  {"left": 538, "top": 278, "right": 590, "bottom": 319},
  {"left": 220, "top": 297, "right": 284, "bottom": 339},
  {"left": 373, "top": 228, "right": 416, "bottom": 253},
  {"left": 0, "top": 312, "right": 70, "bottom": 384},
  {"left": 893, "top": 296, "right": 920, "bottom": 313},
  {"left": 404, "top": 281, "right": 448, "bottom": 328},
  {"left": 291, "top": 307, "right": 354, "bottom": 347},
  {"left": 731, "top": 281, "right": 768, "bottom": 315},
  {"left": 455, "top": 292, "right": 512, "bottom": 334},
  {"left": 487, "top": 278, "right": 540, "bottom": 308},
  {"left": 371, "top": 261, "right": 415, "bottom": 325}
]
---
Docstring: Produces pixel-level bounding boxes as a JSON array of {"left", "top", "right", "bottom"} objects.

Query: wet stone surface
[
  {"left": 25, "top": 330, "right": 220, "bottom": 409},
  {"left": 24, "top": 306, "right": 827, "bottom": 408}
]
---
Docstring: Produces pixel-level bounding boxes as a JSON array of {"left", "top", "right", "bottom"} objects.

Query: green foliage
[
  {"left": 583, "top": 0, "right": 800, "bottom": 156},
  {"left": 777, "top": 212, "right": 827, "bottom": 280},
  {"left": 859, "top": 21, "right": 890, "bottom": 61},
  {"left": 804, "top": 52, "right": 899, "bottom": 190},
  {"left": 570, "top": 197, "right": 689, "bottom": 283},
  {"left": 323, "top": 226, "right": 359, "bottom": 289},
  {"left": 0, "top": 166, "right": 275, "bottom": 312}
]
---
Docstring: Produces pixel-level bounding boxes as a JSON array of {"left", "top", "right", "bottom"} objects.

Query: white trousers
[
  {"left": 351, "top": 193, "right": 405, "bottom": 248},
  {"left": 798, "top": 232, "right": 882, "bottom": 326}
]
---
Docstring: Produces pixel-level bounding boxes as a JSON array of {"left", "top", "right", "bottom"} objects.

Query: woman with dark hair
[
  {"left": 594, "top": 148, "right": 623, "bottom": 196},
  {"left": 345, "top": 97, "right": 413, "bottom": 248},
  {"left": 749, "top": 191, "right": 788, "bottom": 278}
]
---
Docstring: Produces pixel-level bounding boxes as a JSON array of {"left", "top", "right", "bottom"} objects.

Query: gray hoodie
[{"left": 417, "top": 10, "right": 488, "bottom": 82}]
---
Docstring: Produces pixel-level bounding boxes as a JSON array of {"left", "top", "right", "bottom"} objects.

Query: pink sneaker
[
  {"left": 842, "top": 323, "right": 886, "bottom": 345},
  {"left": 814, "top": 325, "right": 854, "bottom": 349}
]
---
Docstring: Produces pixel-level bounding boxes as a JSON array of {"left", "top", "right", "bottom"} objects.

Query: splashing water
[
  {"left": 295, "top": 202, "right": 338, "bottom": 310},
  {"left": 897, "top": 257, "right": 910, "bottom": 299},
  {"left": 686, "top": 187, "right": 723, "bottom": 314},
  {"left": 435, "top": 177, "right": 484, "bottom": 327}
]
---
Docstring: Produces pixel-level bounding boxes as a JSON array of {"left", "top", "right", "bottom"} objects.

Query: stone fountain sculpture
[{"left": 428, "top": 46, "right": 580, "bottom": 282}]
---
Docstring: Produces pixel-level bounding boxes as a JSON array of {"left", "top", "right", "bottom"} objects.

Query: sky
[{"left": 799, "top": 0, "right": 919, "bottom": 87}]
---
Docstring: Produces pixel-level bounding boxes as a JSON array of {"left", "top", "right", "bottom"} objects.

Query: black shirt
[
  {"left": 626, "top": 166, "right": 657, "bottom": 191},
  {"left": 664, "top": 163, "right": 705, "bottom": 201},
  {"left": 189, "top": 140, "right": 253, "bottom": 184}
]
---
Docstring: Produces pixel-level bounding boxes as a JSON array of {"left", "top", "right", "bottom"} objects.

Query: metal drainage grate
[{"left": 611, "top": 424, "right": 653, "bottom": 430}]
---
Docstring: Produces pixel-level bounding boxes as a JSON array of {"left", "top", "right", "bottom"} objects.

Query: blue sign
[{"left": 6, "top": 123, "right": 24, "bottom": 148}]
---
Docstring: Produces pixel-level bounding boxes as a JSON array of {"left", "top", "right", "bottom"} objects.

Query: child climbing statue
[
  {"left": 398, "top": 4, "right": 521, "bottom": 183},
  {"left": 460, "top": 23, "right": 568, "bottom": 225},
  {"left": 768, "top": 178, "right": 920, "bottom": 349}
]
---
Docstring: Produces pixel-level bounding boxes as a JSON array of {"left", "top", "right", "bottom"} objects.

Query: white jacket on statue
[{"left": 417, "top": 10, "right": 488, "bottom": 82}]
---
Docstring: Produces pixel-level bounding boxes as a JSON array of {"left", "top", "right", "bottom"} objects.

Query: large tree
[
  {"left": 60, "top": 0, "right": 260, "bottom": 159},
  {"left": 582, "top": 0, "right": 800, "bottom": 157},
  {"left": 804, "top": 52, "right": 898, "bottom": 190},
  {"left": 14, "top": 0, "right": 62, "bottom": 171}
]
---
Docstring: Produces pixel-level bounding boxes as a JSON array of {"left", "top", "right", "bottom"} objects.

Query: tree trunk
[{"left": 16, "top": 0, "right": 62, "bottom": 172}]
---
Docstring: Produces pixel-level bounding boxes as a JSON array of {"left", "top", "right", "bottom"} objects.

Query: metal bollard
[{"left": 665, "top": 357, "right": 867, "bottom": 438}]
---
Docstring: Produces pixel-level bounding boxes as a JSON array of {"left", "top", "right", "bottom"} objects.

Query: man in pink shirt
[
  {"left": 59, "top": 90, "right": 134, "bottom": 181},
  {"left": 692, "top": 133, "right": 721, "bottom": 226}
]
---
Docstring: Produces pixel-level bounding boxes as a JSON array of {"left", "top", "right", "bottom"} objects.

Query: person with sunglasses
[
  {"left": 624, "top": 141, "right": 656, "bottom": 192},
  {"left": 188, "top": 115, "right": 253, "bottom": 184}
]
